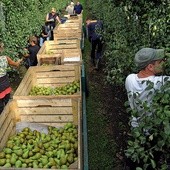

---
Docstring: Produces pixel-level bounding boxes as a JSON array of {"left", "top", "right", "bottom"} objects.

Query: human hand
[
  {"left": 16, "top": 58, "right": 23, "bottom": 67},
  {"left": 22, "top": 48, "right": 29, "bottom": 57}
]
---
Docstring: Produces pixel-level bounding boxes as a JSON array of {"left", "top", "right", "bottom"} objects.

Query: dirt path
[{"left": 84, "top": 47, "right": 130, "bottom": 169}]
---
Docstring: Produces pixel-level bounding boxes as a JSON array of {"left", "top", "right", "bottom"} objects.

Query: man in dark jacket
[
  {"left": 86, "top": 18, "right": 103, "bottom": 69},
  {"left": 74, "top": 1, "right": 83, "bottom": 14}
]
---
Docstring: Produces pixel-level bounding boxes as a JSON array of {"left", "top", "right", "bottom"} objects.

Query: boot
[{"left": 95, "top": 59, "right": 100, "bottom": 70}]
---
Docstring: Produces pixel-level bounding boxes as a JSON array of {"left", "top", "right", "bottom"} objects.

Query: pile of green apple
[
  {"left": 29, "top": 80, "right": 80, "bottom": 96},
  {"left": 0, "top": 123, "right": 78, "bottom": 169}
]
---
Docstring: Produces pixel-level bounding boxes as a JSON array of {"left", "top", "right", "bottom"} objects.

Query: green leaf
[
  {"left": 136, "top": 167, "right": 143, "bottom": 170},
  {"left": 150, "top": 159, "right": 156, "bottom": 169}
]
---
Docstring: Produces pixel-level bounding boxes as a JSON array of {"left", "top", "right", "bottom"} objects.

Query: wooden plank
[
  {"left": 0, "top": 122, "right": 15, "bottom": 151},
  {"left": 0, "top": 114, "right": 13, "bottom": 142},
  {"left": 17, "top": 107, "right": 72, "bottom": 115},
  {"left": 35, "top": 122, "right": 76, "bottom": 128},
  {"left": 36, "top": 70, "right": 75, "bottom": 78},
  {"left": 15, "top": 98, "right": 72, "bottom": 107},
  {"left": 36, "top": 77, "right": 75, "bottom": 84},
  {"left": 72, "top": 99, "right": 79, "bottom": 125},
  {"left": 56, "top": 28, "right": 82, "bottom": 32},
  {"left": 32, "top": 65, "right": 76, "bottom": 71},
  {"left": 57, "top": 25, "right": 81, "bottom": 29},
  {"left": 14, "top": 69, "right": 33, "bottom": 96},
  {"left": 54, "top": 39, "right": 80, "bottom": 44},
  {"left": 14, "top": 93, "right": 81, "bottom": 100},
  {"left": 0, "top": 102, "right": 16, "bottom": 150},
  {"left": 20, "top": 114, "right": 73, "bottom": 123}
]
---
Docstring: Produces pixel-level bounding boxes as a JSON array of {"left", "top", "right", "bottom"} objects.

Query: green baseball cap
[{"left": 135, "top": 48, "right": 165, "bottom": 69}]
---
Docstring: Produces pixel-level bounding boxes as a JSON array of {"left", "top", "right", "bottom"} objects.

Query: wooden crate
[
  {"left": 38, "top": 55, "right": 62, "bottom": 66},
  {"left": 0, "top": 99, "right": 82, "bottom": 170},
  {"left": 62, "top": 49, "right": 82, "bottom": 65},
  {"left": 64, "top": 14, "right": 83, "bottom": 24},
  {"left": 53, "top": 30, "right": 82, "bottom": 40},
  {"left": 57, "top": 23, "right": 82, "bottom": 29},
  {"left": 13, "top": 65, "right": 81, "bottom": 95},
  {"left": 37, "top": 41, "right": 82, "bottom": 65}
]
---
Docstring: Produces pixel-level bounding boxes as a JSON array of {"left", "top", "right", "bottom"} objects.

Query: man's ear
[{"left": 146, "top": 63, "right": 154, "bottom": 72}]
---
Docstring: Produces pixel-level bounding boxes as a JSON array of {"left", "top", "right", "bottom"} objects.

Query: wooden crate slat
[
  {"left": 0, "top": 110, "right": 14, "bottom": 142},
  {"left": 36, "top": 77, "right": 75, "bottom": 84},
  {"left": 34, "top": 65, "right": 76, "bottom": 71},
  {"left": 14, "top": 69, "right": 34, "bottom": 96},
  {"left": 0, "top": 102, "right": 11, "bottom": 127},
  {"left": 36, "top": 70, "right": 75, "bottom": 78},
  {"left": 20, "top": 114, "right": 73, "bottom": 123},
  {"left": 0, "top": 121, "right": 15, "bottom": 150},
  {"left": 18, "top": 107, "right": 72, "bottom": 115},
  {"left": 15, "top": 98, "right": 72, "bottom": 107},
  {"left": 56, "top": 29, "right": 82, "bottom": 33}
]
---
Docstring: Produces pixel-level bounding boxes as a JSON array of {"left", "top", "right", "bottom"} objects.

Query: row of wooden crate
[
  {"left": 0, "top": 14, "right": 84, "bottom": 170},
  {"left": 37, "top": 14, "right": 83, "bottom": 66}
]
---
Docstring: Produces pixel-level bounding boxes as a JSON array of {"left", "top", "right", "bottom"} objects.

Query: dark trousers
[
  {"left": 91, "top": 38, "right": 103, "bottom": 60},
  {"left": 0, "top": 93, "right": 10, "bottom": 114}
]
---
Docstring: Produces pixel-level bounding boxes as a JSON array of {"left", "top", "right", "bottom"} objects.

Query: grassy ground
[{"left": 82, "top": 37, "right": 124, "bottom": 169}]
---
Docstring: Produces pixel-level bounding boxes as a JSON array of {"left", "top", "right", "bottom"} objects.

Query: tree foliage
[
  {"left": 0, "top": 0, "right": 68, "bottom": 59},
  {"left": 88, "top": 0, "right": 170, "bottom": 85}
]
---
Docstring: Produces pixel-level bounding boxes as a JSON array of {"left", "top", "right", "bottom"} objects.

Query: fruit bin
[
  {"left": 37, "top": 40, "right": 81, "bottom": 65},
  {"left": 13, "top": 65, "right": 82, "bottom": 121},
  {"left": 64, "top": 14, "right": 83, "bottom": 25},
  {"left": 0, "top": 99, "right": 83, "bottom": 170},
  {"left": 37, "top": 48, "right": 82, "bottom": 66},
  {"left": 53, "top": 29, "right": 82, "bottom": 40}
]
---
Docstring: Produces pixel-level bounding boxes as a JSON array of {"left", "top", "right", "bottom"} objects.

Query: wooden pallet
[{"left": 0, "top": 100, "right": 82, "bottom": 170}]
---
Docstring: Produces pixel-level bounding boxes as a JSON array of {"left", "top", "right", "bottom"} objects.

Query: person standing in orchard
[
  {"left": 74, "top": 1, "right": 83, "bottom": 15},
  {"left": 86, "top": 17, "right": 104, "bottom": 69},
  {"left": 125, "top": 48, "right": 170, "bottom": 127},
  {"left": 39, "top": 23, "right": 51, "bottom": 47},
  {"left": 23, "top": 36, "right": 40, "bottom": 68},
  {"left": 0, "top": 42, "right": 22, "bottom": 113},
  {"left": 45, "top": 8, "right": 61, "bottom": 40},
  {"left": 66, "top": 2, "right": 75, "bottom": 15}
]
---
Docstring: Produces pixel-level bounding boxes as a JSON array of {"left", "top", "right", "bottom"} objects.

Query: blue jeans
[
  {"left": 91, "top": 38, "right": 103, "bottom": 60},
  {"left": 39, "top": 36, "right": 50, "bottom": 47}
]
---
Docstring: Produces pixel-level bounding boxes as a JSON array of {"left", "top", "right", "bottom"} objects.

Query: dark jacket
[{"left": 87, "top": 20, "right": 103, "bottom": 41}]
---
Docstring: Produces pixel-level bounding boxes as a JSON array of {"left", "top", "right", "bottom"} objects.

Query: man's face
[{"left": 151, "top": 59, "right": 166, "bottom": 74}]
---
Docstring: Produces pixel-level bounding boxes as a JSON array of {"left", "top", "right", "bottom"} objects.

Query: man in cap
[
  {"left": 66, "top": 2, "right": 75, "bottom": 15},
  {"left": 125, "top": 48, "right": 170, "bottom": 127}
]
